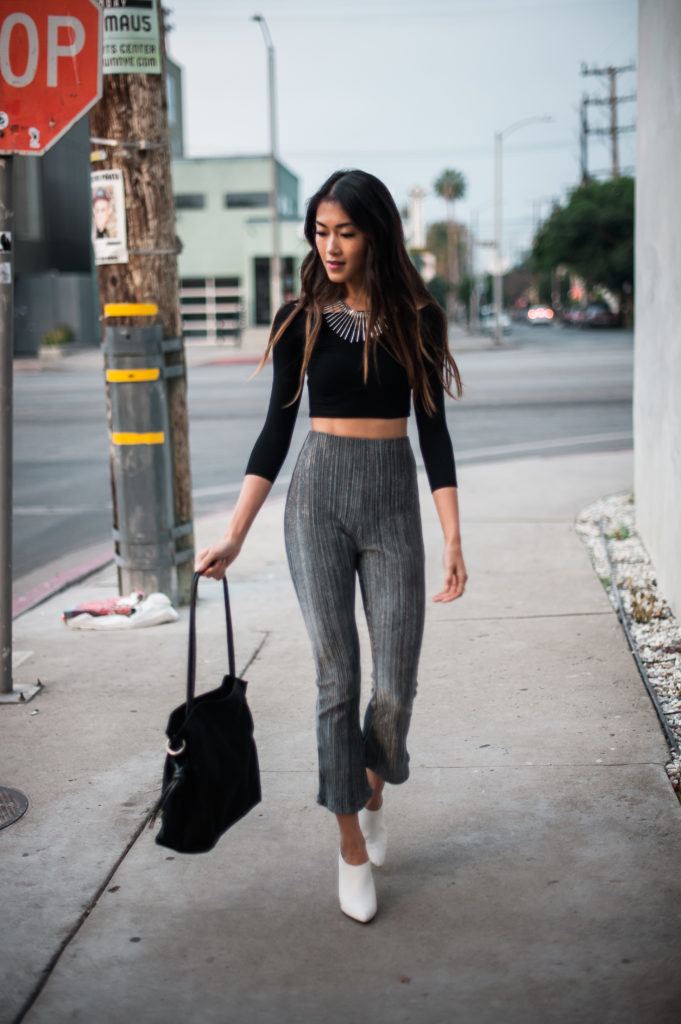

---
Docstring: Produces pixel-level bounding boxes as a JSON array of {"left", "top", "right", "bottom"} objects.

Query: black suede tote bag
[{"left": 152, "top": 572, "right": 261, "bottom": 854}]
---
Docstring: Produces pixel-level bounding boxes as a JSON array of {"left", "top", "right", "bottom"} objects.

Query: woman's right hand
[
  {"left": 194, "top": 475, "right": 273, "bottom": 580},
  {"left": 194, "top": 536, "right": 241, "bottom": 580}
]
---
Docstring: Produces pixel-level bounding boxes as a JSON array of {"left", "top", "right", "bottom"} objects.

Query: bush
[{"left": 41, "top": 325, "right": 75, "bottom": 348}]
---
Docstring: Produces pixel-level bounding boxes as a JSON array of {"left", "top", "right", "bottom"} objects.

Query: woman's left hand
[{"left": 433, "top": 542, "right": 468, "bottom": 603}]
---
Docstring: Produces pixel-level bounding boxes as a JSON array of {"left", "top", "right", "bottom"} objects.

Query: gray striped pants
[{"left": 284, "top": 432, "right": 426, "bottom": 815}]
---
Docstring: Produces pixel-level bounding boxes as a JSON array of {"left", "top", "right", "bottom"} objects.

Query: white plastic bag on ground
[{"left": 65, "top": 593, "right": 178, "bottom": 630}]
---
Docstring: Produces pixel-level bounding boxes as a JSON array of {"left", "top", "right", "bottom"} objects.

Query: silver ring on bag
[{"left": 166, "top": 739, "right": 186, "bottom": 757}]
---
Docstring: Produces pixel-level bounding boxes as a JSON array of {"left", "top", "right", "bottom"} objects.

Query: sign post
[
  {"left": 0, "top": 0, "right": 102, "bottom": 701},
  {"left": 0, "top": 154, "right": 15, "bottom": 698}
]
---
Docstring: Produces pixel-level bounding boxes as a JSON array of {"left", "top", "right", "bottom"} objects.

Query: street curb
[
  {"left": 197, "top": 355, "right": 264, "bottom": 367},
  {"left": 11, "top": 552, "right": 116, "bottom": 620},
  {"left": 9, "top": 499, "right": 267, "bottom": 620}
]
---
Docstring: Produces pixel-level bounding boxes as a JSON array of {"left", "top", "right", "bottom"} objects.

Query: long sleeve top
[{"left": 245, "top": 301, "right": 457, "bottom": 492}]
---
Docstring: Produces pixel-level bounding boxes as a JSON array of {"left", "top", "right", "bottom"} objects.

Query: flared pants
[{"left": 284, "top": 432, "right": 426, "bottom": 815}]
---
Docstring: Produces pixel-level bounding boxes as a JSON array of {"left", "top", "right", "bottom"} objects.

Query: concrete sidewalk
[{"left": 2, "top": 450, "right": 681, "bottom": 1024}]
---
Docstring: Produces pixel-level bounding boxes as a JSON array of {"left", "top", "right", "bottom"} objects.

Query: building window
[
  {"left": 225, "top": 192, "right": 269, "bottom": 209},
  {"left": 282, "top": 257, "right": 295, "bottom": 301},
  {"left": 254, "top": 256, "right": 297, "bottom": 325},
  {"left": 175, "top": 194, "right": 206, "bottom": 210},
  {"left": 179, "top": 277, "right": 243, "bottom": 343},
  {"left": 166, "top": 74, "right": 177, "bottom": 126},
  {"left": 254, "top": 257, "right": 270, "bottom": 325}
]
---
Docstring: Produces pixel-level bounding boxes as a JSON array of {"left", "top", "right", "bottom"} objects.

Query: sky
[{"left": 165, "top": 0, "right": 637, "bottom": 270}]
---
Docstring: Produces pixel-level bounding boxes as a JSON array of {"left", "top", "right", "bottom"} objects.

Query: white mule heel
[
  {"left": 338, "top": 853, "right": 377, "bottom": 923},
  {"left": 358, "top": 805, "right": 387, "bottom": 867}
]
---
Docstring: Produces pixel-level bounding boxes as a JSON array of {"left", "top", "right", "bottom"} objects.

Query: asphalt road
[{"left": 12, "top": 324, "right": 633, "bottom": 582}]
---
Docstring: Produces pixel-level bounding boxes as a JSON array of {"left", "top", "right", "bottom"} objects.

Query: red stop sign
[{"left": 0, "top": 0, "right": 102, "bottom": 155}]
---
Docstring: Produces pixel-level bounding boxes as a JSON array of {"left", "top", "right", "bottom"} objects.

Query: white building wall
[{"left": 634, "top": 0, "right": 681, "bottom": 617}]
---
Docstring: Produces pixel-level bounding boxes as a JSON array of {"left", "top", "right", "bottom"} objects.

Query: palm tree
[{"left": 434, "top": 169, "right": 467, "bottom": 320}]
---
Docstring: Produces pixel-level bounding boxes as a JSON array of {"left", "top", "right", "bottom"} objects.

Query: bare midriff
[{"left": 310, "top": 417, "right": 408, "bottom": 440}]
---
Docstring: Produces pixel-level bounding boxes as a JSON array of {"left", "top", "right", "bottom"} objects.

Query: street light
[
  {"left": 493, "top": 115, "right": 552, "bottom": 345},
  {"left": 252, "top": 13, "right": 282, "bottom": 316}
]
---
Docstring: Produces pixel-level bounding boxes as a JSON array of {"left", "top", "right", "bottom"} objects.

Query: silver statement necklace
[{"left": 322, "top": 299, "right": 382, "bottom": 343}]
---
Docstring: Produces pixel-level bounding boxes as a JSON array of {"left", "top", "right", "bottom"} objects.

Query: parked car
[
  {"left": 583, "top": 302, "right": 621, "bottom": 328},
  {"left": 561, "top": 307, "right": 586, "bottom": 327},
  {"left": 479, "top": 310, "right": 512, "bottom": 336},
  {"left": 527, "top": 305, "right": 555, "bottom": 325}
]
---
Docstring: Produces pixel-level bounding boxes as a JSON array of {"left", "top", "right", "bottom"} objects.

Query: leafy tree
[
  {"left": 426, "top": 275, "right": 449, "bottom": 311},
  {"left": 434, "top": 168, "right": 466, "bottom": 205},
  {"left": 536, "top": 269, "right": 552, "bottom": 305},
  {"left": 502, "top": 260, "right": 535, "bottom": 308},
  {"left": 434, "top": 169, "right": 467, "bottom": 318},
  {"left": 426, "top": 221, "right": 467, "bottom": 279},
  {"left": 532, "top": 177, "right": 634, "bottom": 304},
  {"left": 427, "top": 273, "right": 475, "bottom": 318},
  {"left": 457, "top": 274, "right": 473, "bottom": 312}
]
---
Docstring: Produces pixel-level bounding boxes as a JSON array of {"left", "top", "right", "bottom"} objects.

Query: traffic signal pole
[
  {"left": 0, "top": 158, "right": 43, "bottom": 705},
  {"left": 89, "top": 1, "right": 194, "bottom": 604},
  {"left": 0, "top": 0, "right": 100, "bottom": 702}
]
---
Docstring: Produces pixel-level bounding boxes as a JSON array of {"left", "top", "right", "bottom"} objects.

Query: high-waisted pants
[{"left": 284, "top": 432, "right": 426, "bottom": 815}]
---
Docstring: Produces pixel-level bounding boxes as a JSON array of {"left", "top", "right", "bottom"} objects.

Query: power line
[
  {"left": 282, "top": 139, "right": 574, "bottom": 161},
  {"left": 172, "top": 0, "right": 635, "bottom": 23}
]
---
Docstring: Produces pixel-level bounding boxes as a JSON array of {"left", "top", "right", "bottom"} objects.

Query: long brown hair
[{"left": 257, "top": 169, "right": 463, "bottom": 413}]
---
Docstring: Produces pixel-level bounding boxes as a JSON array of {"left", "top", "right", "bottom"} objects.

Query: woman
[{"left": 196, "top": 169, "right": 467, "bottom": 923}]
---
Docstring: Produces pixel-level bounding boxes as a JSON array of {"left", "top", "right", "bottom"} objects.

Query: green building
[{"left": 171, "top": 155, "right": 307, "bottom": 339}]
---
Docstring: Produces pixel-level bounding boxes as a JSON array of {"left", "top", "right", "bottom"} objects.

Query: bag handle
[{"left": 186, "top": 572, "right": 236, "bottom": 713}]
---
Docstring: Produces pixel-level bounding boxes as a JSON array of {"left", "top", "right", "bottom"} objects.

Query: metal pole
[
  {"left": 469, "top": 209, "right": 480, "bottom": 333},
  {"left": 253, "top": 14, "right": 282, "bottom": 315},
  {"left": 0, "top": 156, "right": 13, "bottom": 695},
  {"left": 268, "top": 38, "right": 282, "bottom": 310},
  {"left": 493, "top": 115, "right": 553, "bottom": 347},
  {"left": 493, "top": 132, "right": 503, "bottom": 346}
]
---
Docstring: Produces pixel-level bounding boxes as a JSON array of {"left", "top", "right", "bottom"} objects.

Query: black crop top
[{"left": 245, "top": 301, "right": 458, "bottom": 491}]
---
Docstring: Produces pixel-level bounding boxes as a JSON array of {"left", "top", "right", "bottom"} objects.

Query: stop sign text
[{"left": 0, "top": 1, "right": 102, "bottom": 155}]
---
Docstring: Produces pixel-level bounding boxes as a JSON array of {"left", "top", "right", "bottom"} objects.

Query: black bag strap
[{"left": 186, "top": 572, "right": 236, "bottom": 713}]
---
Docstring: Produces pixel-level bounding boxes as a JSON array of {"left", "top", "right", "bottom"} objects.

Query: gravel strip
[{"left": 576, "top": 491, "right": 681, "bottom": 797}]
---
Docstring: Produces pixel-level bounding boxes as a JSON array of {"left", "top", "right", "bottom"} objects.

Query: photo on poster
[{"left": 91, "top": 170, "right": 129, "bottom": 265}]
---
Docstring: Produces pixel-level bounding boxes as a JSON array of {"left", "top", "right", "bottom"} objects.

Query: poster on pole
[
  {"left": 91, "top": 170, "right": 129, "bottom": 265},
  {"left": 101, "top": 0, "right": 162, "bottom": 75},
  {"left": 0, "top": 231, "right": 11, "bottom": 283}
]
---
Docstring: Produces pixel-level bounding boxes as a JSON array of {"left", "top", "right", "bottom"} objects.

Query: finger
[
  {"left": 195, "top": 550, "right": 218, "bottom": 574},
  {"left": 194, "top": 554, "right": 210, "bottom": 573},
  {"left": 432, "top": 579, "right": 454, "bottom": 602},
  {"left": 433, "top": 575, "right": 466, "bottom": 602}
]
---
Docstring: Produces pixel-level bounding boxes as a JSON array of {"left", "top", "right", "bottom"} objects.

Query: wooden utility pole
[
  {"left": 89, "top": 0, "right": 194, "bottom": 603},
  {"left": 580, "top": 63, "right": 636, "bottom": 180}
]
